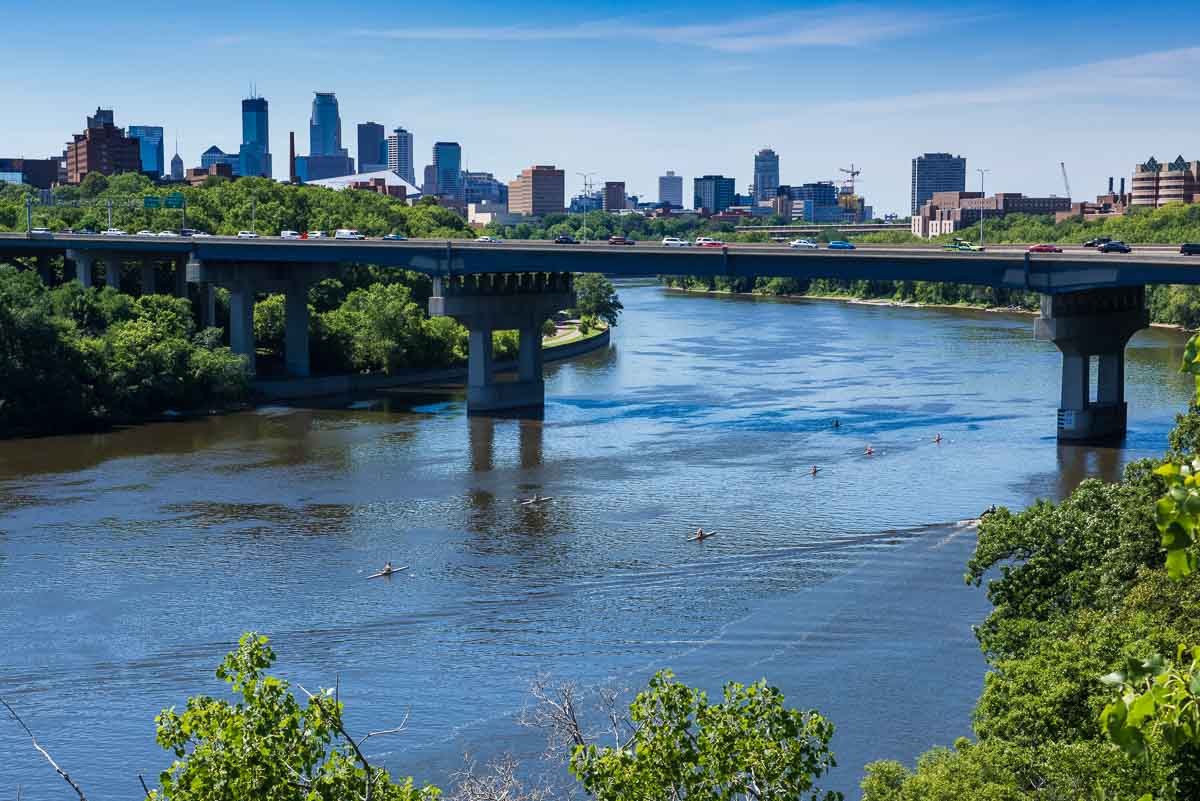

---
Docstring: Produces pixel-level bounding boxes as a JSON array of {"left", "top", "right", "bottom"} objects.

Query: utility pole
[
  {"left": 251, "top": 195, "right": 256, "bottom": 232},
  {"left": 107, "top": 199, "right": 113, "bottom": 230},
  {"left": 976, "top": 168, "right": 990, "bottom": 247},
  {"left": 25, "top": 195, "right": 32, "bottom": 233}
]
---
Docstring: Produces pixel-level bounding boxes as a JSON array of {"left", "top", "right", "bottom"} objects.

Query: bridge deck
[{"left": 1, "top": 233, "right": 1198, "bottom": 293}]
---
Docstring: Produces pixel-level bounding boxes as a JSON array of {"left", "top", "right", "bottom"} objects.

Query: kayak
[{"left": 368, "top": 565, "right": 410, "bottom": 579}]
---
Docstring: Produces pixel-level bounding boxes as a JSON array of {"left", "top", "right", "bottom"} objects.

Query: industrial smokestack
[
  {"left": 1120, "top": 177, "right": 1126, "bottom": 197},
  {"left": 289, "top": 132, "right": 296, "bottom": 183},
  {"left": 1108, "top": 176, "right": 1114, "bottom": 194}
]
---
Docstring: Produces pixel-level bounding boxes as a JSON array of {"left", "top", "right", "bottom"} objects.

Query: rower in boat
[
  {"left": 690, "top": 527, "right": 716, "bottom": 541},
  {"left": 520, "top": 494, "right": 552, "bottom": 505},
  {"left": 368, "top": 561, "right": 409, "bottom": 579},
  {"left": 810, "top": 465, "right": 819, "bottom": 476}
]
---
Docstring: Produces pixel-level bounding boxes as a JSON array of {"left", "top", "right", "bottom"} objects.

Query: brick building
[
  {"left": 65, "top": 108, "right": 141, "bottom": 184},
  {"left": 1131, "top": 155, "right": 1200, "bottom": 208},
  {"left": 912, "top": 191, "right": 1072, "bottom": 238},
  {"left": 508, "top": 165, "right": 565, "bottom": 216},
  {"left": 602, "top": 181, "right": 626, "bottom": 212}
]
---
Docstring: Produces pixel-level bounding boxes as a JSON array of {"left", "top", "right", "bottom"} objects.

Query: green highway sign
[
  {"left": 165, "top": 193, "right": 185, "bottom": 209},
  {"left": 143, "top": 196, "right": 161, "bottom": 209}
]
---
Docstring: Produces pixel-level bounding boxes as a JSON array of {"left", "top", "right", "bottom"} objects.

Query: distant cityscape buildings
[
  {"left": 465, "top": 171, "right": 507, "bottom": 205},
  {"left": 432, "top": 141, "right": 463, "bottom": 204},
  {"left": 238, "top": 96, "right": 271, "bottom": 178},
  {"left": 911, "top": 153, "right": 966, "bottom": 213},
  {"left": 602, "top": 181, "right": 626, "bottom": 212},
  {"left": 128, "top": 125, "right": 164, "bottom": 177},
  {"left": 387, "top": 127, "right": 415, "bottom": 186},
  {"left": 296, "top": 92, "right": 354, "bottom": 181},
  {"left": 912, "top": 191, "right": 1071, "bottom": 237},
  {"left": 201, "top": 145, "right": 240, "bottom": 175},
  {"left": 1131, "top": 155, "right": 1200, "bottom": 208},
  {"left": 508, "top": 165, "right": 565, "bottom": 216},
  {"left": 753, "top": 149, "right": 779, "bottom": 202},
  {"left": 658, "top": 171, "right": 683, "bottom": 208},
  {"left": 65, "top": 108, "right": 141, "bottom": 184},
  {"left": 694, "top": 175, "right": 735, "bottom": 214},
  {"left": 170, "top": 151, "right": 184, "bottom": 181},
  {"left": 357, "top": 122, "right": 387, "bottom": 173}
]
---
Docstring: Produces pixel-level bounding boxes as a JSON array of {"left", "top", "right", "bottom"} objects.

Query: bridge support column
[
  {"left": 140, "top": 257, "right": 155, "bottom": 295},
  {"left": 284, "top": 280, "right": 310, "bottom": 377},
  {"left": 430, "top": 272, "right": 575, "bottom": 414},
  {"left": 65, "top": 250, "right": 94, "bottom": 288},
  {"left": 104, "top": 256, "right": 121, "bottom": 289},
  {"left": 173, "top": 256, "right": 188, "bottom": 299},
  {"left": 36, "top": 254, "right": 51, "bottom": 285},
  {"left": 203, "top": 284, "right": 217, "bottom": 328},
  {"left": 1035, "top": 286, "right": 1148, "bottom": 442},
  {"left": 228, "top": 282, "right": 257, "bottom": 375}
]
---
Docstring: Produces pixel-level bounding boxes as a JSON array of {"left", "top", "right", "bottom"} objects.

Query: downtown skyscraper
[
  {"left": 388, "top": 126, "right": 415, "bottom": 186},
  {"left": 128, "top": 125, "right": 164, "bottom": 177},
  {"left": 296, "top": 92, "right": 354, "bottom": 181},
  {"left": 432, "top": 141, "right": 463, "bottom": 203},
  {"left": 357, "top": 122, "right": 387, "bottom": 173},
  {"left": 238, "top": 95, "right": 272, "bottom": 178},
  {"left": 753, "top": 148, "right": 780, "bottom": 202}
]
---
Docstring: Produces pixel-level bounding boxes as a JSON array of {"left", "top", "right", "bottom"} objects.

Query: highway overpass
[{"left": 1, "top": 232, "right": 1195, "bottom": 440}]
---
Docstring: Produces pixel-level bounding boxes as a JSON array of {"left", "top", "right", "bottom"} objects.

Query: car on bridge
[
  {"left": 135, "top": 230, "right": 156, "bottom": 237},
  {"left": 476, "top": 235, "right": 502, "bottom": 243},
  {"left": 944, "top": 238, "right": 983, "bottom": 252},
  {"left": 608, "top": 235, "right": 636, "bottom": 246},
  {"left": 554, "top": 234, "right": 578, "bottom": 244},
  {"left": 789, "top": 238, "right": 818, "bottom": 249},
  {"left": 695, "top": 238, "right": 724, "bottom": 248},
  {"left": 1084, "top": 236, "right": 1112, "bottom": 248},
  {"left": 29, "top": 227, "right": 52, "bottom": 238},
  {"left": 156, "top": 231, "right": 178, "bottom": 237},
  {"left": 280, "top": 230, "right": 301, "bottom": 239},
  {"left": 304, "top": 231, "right": 327, "bottom": 239},
  {"left": 335, "top": 229, "right": 365, "bottom": 240},
  {"left": 827, "top": 240, "right": 856, "bottom": 250},
  {"left": 1181, "top": 243, "right": 1200, "bottom": 256},
  {"left": 1027, "top": 243, "right": 1063, "bottom": 253},
  {"left": 101, "top": 228, "right": 128, "bottom": 236},
  {"left": 382, "top": 233, "right": 408, "bottom": 241},
  {"left": 237, "top": 231, "right": 259, "bottom": 239},
  {"left": 1098, "top": 240, "right": 1132, "bottom": 254},
  {"left": 661, "top": 236, "right": 689, "bottom": 247}
]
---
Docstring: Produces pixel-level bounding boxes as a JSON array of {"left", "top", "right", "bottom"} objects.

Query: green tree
[
  {"left": 152, "top": 632, "right": 440, "bottom": 801},
  {"left": 570, "top": 670, "right": 841, "bottom": 801},
  {"left": 574, "top": 273, "right": 623, "bottom": 327}
]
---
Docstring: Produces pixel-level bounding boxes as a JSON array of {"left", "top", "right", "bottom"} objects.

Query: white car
[
  {"left": 135, "top": 230, "right": 155, "bottom": 237},
  {"left": 29, "top": 227, "right": 52, "bottom": 238},
  {"left": 192, "top": 231, "right": 211, "bottom": 238},
  {"left": 237, "top": 231, "right": 259, "bottom": 239},
  {"left": 156, "top": 230, "right": 178, "bottom": 237},
  {"left": 280, "top": 230, "right": 301, "bottom": 239},
  {"left": 661, "top": 236, "right": 689, "bottom": 247},
  {"left": 334, "top": 228, "right": 365, "bottom": 240},
  {"left": 101, "top": 228, "right": 127, "bottom": 236},
  {"left": 789, "top": 238, "right": 818, "bottom": 249},
  {"left": 476, "top": 235, "right": 502, "bottom": 243},
  {"left": 306, "top": 230, "right": 327, "bottom": 239}
]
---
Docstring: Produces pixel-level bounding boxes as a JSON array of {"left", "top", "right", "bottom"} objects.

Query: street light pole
[{"left": 977, "top": 168, "right": 990, "bottom": 247}]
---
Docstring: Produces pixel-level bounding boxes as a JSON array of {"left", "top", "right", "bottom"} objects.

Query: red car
[
  {"left": 607, "top": 235, "right": 635, "bottom": 246},
  {"left": 698, "top": 239, "right": 725, "bottom": 248},
  {"left": 1027, "top": 243, "right": 1063, "bottom": 253}
]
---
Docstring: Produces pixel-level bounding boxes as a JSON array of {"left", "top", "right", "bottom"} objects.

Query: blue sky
[{"left": 4, "top": 0, "right": 1200, "bottom": 214}]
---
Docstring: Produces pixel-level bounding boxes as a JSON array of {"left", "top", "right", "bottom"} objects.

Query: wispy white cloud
[
  {"left": 352, "top": 6, "right": 974, "bottom": 53},
  {"left": 811, "top": 46, "right": 1200, "bottom": 115}
]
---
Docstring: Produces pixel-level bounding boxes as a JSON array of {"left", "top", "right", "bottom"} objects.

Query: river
[{"left": 0, "top": 281, "right": 1193, "bottom": 800}]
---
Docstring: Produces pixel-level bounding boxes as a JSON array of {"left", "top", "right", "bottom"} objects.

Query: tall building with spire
[
  {"left": 239, "top": 92, "right": 272, "bottom": 178},
  {"left": 296, "top": 92, "right": 353, "bottom": 181}
]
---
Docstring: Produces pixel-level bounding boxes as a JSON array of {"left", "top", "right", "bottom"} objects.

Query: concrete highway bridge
[{"left": 2, "top": 232, "right": 1198, "bottom": 441}]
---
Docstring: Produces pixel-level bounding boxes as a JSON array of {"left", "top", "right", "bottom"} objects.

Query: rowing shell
[
  {"left": 689, "top": 532, "right": 717, "bottom": 541},
  {"left": 368, "top": 565, "right": 410, "bottom": 579},
  {"left": 520, "top": 497, "right": 553, "bottom": 505}
]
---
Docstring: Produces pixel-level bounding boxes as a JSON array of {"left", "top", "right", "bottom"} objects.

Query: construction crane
[
  {"left": 1059, "top": 162, "right": 1072, "bottom": 199},
  {"left": 839, "top": 163, "right": 862, "bottom": 195}
]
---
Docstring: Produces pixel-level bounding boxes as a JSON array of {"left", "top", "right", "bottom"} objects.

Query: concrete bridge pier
[
  {"left": 173, "top": 256, "right": 188, "bottom": 299},
  {"left": 1035, "top": 286, "right": 1149, "bottom": 442},
  {"left": 36, "top": 254, "right": 51, "bottom": 285},
  {"left": 65, "top": 250, "right": 94, "bottom": 288},
  {"left": 187, "top": 258, "right": 335, "bottom": 376},
  {"left": 430, "top": 272, "right": 575, "bottom": 414},
  {"left": 104, "top": 255, "right": 121, "bottom": 289},
  {"left": 140, "top": 257, "right": 156, "bottom": 295}
]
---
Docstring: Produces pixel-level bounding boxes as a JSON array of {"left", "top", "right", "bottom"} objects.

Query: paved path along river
[{"left": 0, "top": 282, "right": 1193, "bottom": 799}]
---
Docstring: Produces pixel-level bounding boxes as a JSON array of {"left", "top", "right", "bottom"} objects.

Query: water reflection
[{"left": 1054, "top": 443, "right": 1129, "bottom": 498}]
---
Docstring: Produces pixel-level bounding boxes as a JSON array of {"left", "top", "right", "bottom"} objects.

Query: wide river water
[{"left": 0, "top": 282, "right": 1193, "bottom": 799}]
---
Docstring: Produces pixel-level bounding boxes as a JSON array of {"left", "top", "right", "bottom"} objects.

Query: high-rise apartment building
[
  {"left": 753, "top": 149, "right": 779, "bottom": 202},
  {"left": 65, "top": 108, "right": 141, "bottom": 184},
  {"left": 128, "top": 125, "right": 164, "bottom": 176},
  {"left": 432, "top": 142, "right": 463, "bottom": 203},
  {"left": 508, "top": 165, "right": 565, "bottom": 216},
  {"left": 1131, "top": 155, "right": 1200, "bottom": 207},
  {"left": 423, "top": 164, "right": 438, "bottom": 195},
  {"left": 693, "top": 175, "right": 735, "bottom": 214},
  {"left": 387, "top": 127, "right": 415, "bottom": 185},
  {"left": 357, "top": 122, "right": 387, "bottom": 173},
  {"left": 238, "top": 96, "right": 271, "bottom": 178},
  {"left": 911, "top": 153, "right": 966, "bottom": 213},
  {"left": 658, "top": 170, "right": 683, "bottom": 208},
  {"left": 603, "top": 181, "right": 626, "bottom": 211}
]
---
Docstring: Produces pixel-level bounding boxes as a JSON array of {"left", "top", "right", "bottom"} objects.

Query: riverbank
[
  {"left": 253, "top": 323, "right": 611, "bottom": 401},
  {"left": 662, "top": 285, "right": 1198, "bottom": 333}
]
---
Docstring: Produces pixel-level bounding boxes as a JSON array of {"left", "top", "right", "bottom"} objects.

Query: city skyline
[{"left": 4, "top": 1, "right": 1200, "bottom": 213}]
